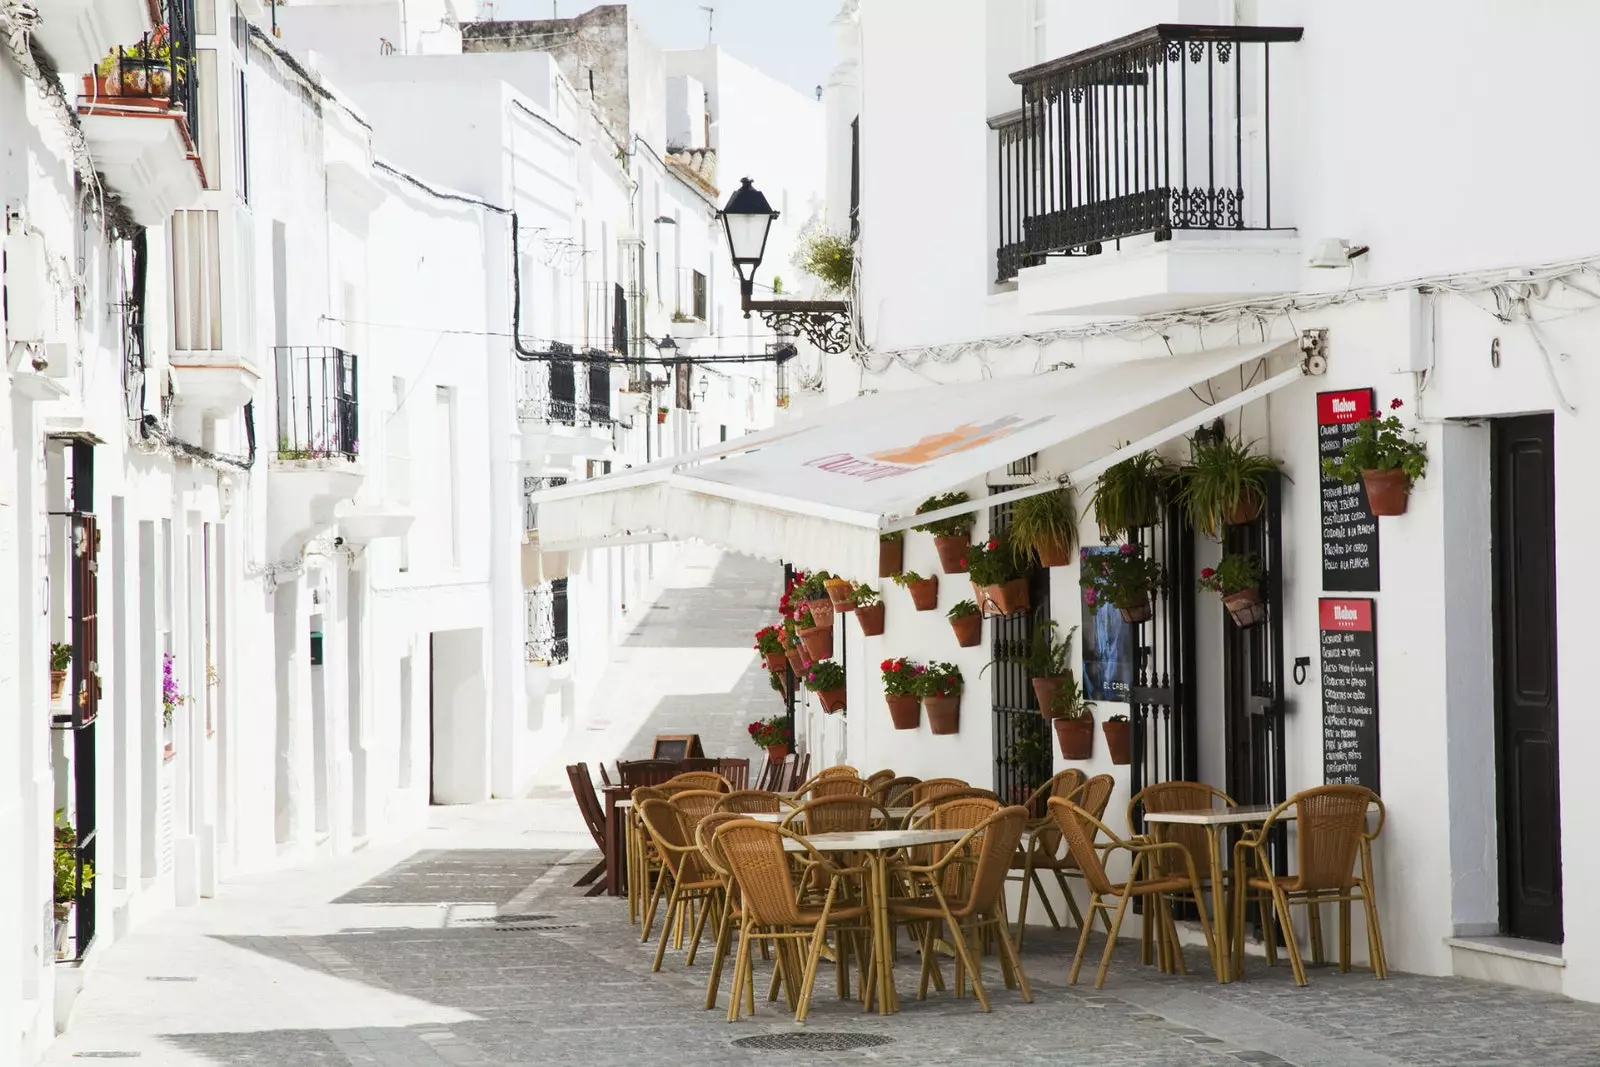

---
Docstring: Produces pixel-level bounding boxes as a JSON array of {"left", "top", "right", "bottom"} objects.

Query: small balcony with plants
[
  {"left": 671, "top": 267, "right": 710, "bottom": 337},
  {"left": 76, "top": 15, "right": 206, "bottom": 226},
  {"left": 32, "top": 0, "right": 159, "bottom": 74},
  {"left": 993, "top": 23, "right": 1303, "bottom": 315},
  {"left": 267, "top": 346, "right": 366, "bottom": 553},
  {"left": 516, "top": 349, "right": 615, "bottom": 463}
]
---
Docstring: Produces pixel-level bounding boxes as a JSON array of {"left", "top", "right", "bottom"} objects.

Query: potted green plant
[
  {"left": 656, "top": 406, "right": 669, "bottom": 425},
  {"left": 49, "top": 642, "right": 71, "bottom": 702},
  {"left": 795, "top": 609, "right": 834, "bottom": 660},
  {"left": 823, "top": 575, "right": 855, "bottom": 613},
  {"left": 879, "top": 531, "right": 904, "bottom": 578},
  {"left": 966, "top": 534, "right": 1030, "bottom": 616},
  {"left": 1024, "top": 619, "right": 1078, "bottom": 716},
  {"left": 748, "top": 715, "right": 792, "bottom": 763},
  {"left": 853, "top": 584, "right": 885, "bottom": 636},
  {"left": 916, "top": 661, "right": 964, "bottom": 735},
  {"left": 947, "top": 600, "right": 982, "bottom": 647},
  {"left": 1009, "top": 486, "right": 1078, "bottom": 567},
  {"left": 1048, "top": 672, "right": 1096, "bottom": 759},
  {"left": 53, "top": 810, "right": 94, "bottom": 958},
  {"left": 782, "top": 618, "right": 806, "bottom": 673},
  {"left": 1102, "top": 713, "right": 1132, "bottom": 765},
  {"left": 1089, "top": 450, "right": 1172, "bottom": 539},
  {"left": 804, "top": 659, "right": 847, "bottom": 714},
  {"left": 881, "top": 656, "right": 922, "bottom": 730},
  {"left": 913, "top": 492, "right": 975, "bottom": 574},
  {"left": 754, "top": 625, "right": 787, "bottom": 672},
  {"left": 892, "top": 570, "right": 938, "bottom": 611},
  {"left": 1198, "top": 553, "right": 1267, "bottom": 628},
  {"left": 1079, "top": 544, "right": 1164, "bottom": 623},
  {"left": 1321, "top": 397, "right": 1428, "bottom": 516},
  {"left": 794, "top": 571, "right": 836, "bottom": 626},
  {"left": 1176, "top": 433, "right": 1283, "bottom": 536}
]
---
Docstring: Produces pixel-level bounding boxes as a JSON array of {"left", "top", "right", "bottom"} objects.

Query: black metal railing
[
  {"left": 272, "top": 347, "right": 359, "bottom": 461},
  {"left": 586, "top": 364, "right": 610, "bottom": 423},
  {"left": 525, "top": 580, "right": 570, "bottom": 665},
  {"left": 990, "top": 495, "right": 1053, "bottom": 806},
  {"left": 994, "top": 23, "right": 1302, "bottom": 282}
]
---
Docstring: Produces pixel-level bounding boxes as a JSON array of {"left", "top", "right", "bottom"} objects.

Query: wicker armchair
[
  {"left": 1013, "top": 774, "right": 1114, "bottom": 944},
  {"left": 628, "top": 786, "right": 667, "bottom": 928},
  {"left": 695, "top": 812, "right": 748, "bottom": 1012},
  {"left": 782, "top": 795, "right": 892, "bottom": 835},
  {"left": 1127, "top": 780, "right": 1238, "bottom": 969},
  {"left": 1005, "top": 768, "right": 1085, "bottom": 944},
  {"left": 638, "top": 798, "right": 724, "bottom": 972},
  {"left": 670, "top": 789, "right": 725, "bottom": 823},
  {"left": 716, "top": 790, "right": 783, "bottom": 814},
  {"left": 663, "top": 771, "right": 732, "bottom": 794},
  {"left": 1232, "top": 785, "right": 1387, "bottom": 986},
  {"left": 875, "top": 775, "right": 921, "bottom": 807}
]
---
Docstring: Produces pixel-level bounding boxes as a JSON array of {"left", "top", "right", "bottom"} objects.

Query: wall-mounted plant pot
[
  {"left": 1102, "top": 718, "right": 1132, "bottom": 765},
  {"left": 1118, "top": 595, "right": 1153, "bottom": 624},
  {"left": 879, "top": 538, "right": 904, "bottom": 578},
  {"left": 856, "top": 602, "right": 885, "bottom": 636},
  {"left": 656, "top": 409, "right": 668, "bottom": 425},
  {"left": 81, "top": 74, "right": 120, "bottom": 98},
  {"left": 933, "top": 534, "right": 970, "bottom": 574},
  {"left": 1227, "top": 490, "right": 1264, "bottom": 526},
  {"left": 924, "top": 695, "right": 961, "bottom": 735},
  {"left": 50, "top": 670, "right": 67, "bottom": 703},
  {"left": 1223, "top": 587, "right": 1269, "bottom": 628},
  {"left": 1032, "top": 675, "right": 1065, "bottom": 718},
  {"left": 766, "top": 743, "right": 789, "bottom": 764},
  {"left": 764, "top": 651, "right": 787, "bottom": 672},
  {"left": 886, "top": 694, "right": 920, "bottom": 730},
  {"left": 798, "top": 626, "right": 834, "bottom": 660},
  {"left": 1036, "top": 537, "right": 1072, "bottom": 568},
  {"left": 949, "top": 613, "right": 982, "bottom": 647},
  {"left": 1053, "top": 716, "right": 1094, "bottom": 760},
  {"left": 824, "top": 579, "right": 855, "bottom": 613},
  {"left": 805, "top": 597, "right": 835, "bottom": 627},
  {"left": 1361, "top": 468, "right": 1411, "bottom": 516},
  {"left": 785, "top": 647, "right": 805, "bottom": 674},
  {"left": 814, "top": 688, "right": 847, "bottom": 714},
  {"left": 907, "top": 576, "right": 939, "bottom": 611},
  {"left": 974, "top": 578, "right": 1030, "bottom": 617}
]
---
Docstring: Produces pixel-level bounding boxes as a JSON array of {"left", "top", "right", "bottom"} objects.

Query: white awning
[{"left": 535, "top": 340, "right": 1303, "bottom": 576}]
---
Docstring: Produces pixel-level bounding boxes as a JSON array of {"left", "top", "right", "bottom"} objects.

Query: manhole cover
[
  {"left": 456, "top": 913, "right": 554, "bottom": 925},
  {"left": 732, "top": 1033, "right": 894, "bottom": 1051},
  {"left": 73, "top": 1054, "right": 142, "bottom": 1059},
  {"left": 494, "top": 923, "right": 583, "bottom": 932}
]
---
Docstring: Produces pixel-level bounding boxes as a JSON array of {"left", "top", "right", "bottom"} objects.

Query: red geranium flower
[
  {"left": 958, "top": 557, "right": 968, "bottom": 568},
  {"left": 1390, "top": 398, "right": 1404, "bottom": 411},
  {"left": 1200, "top": 567, "right": 1215, "bottom": 579},
  {"left": 986, "top": 540, "right": 998, "bottom": 550}
]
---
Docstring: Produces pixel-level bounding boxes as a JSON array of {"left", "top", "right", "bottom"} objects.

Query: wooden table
[
  {"left": 783, "top": 827, "right": 968, "bottom": 1014},
  {"left": 602, "top": 786, "right": 633, "bottom": 898}
]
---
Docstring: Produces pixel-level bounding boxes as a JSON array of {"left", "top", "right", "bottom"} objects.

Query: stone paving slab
[{"left": 333, "top": 851, "right": 572, "bottom": 906}]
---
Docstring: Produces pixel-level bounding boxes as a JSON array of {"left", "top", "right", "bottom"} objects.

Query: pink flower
[
  {"left": 1082, "top": 588, "right": 1097, "bottom": 606},
  {"left": 1119, "top": 543, "right": 1137, "bottom": 555}
]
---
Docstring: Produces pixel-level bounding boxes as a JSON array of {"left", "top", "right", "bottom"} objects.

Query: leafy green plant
[
  {"left": 1009, "top": 487, "right": 1078, "bottom": 564},
  {"left": 1079, "top": 544, "right": 1163, "bottom": 610},
  {"left": 881, "top": 657, "right": 923, "bottom": 696},
  {"left": 753, "top": 625, "right": 785, "bottom": 655},
  {"left": 1047, "top": 671, "right": 1094, "bottom": 720},
  {"left": 50, "top": 642, "right": 72, "bottom": 671},
  {"left": 795, "top": 608, "right": 821, "bottom": 630},
  {"left": 912, "top": 492, "right": 975, "bottom": 537},
  {"left": 879, "top": 530, "right": 903, "bottom": 543},
  {"left": 794, "top": 228, "right": 853, "bottom": 293},
  {"left": 965, "top": 535, "right": 1025, "bottom": 586},
  {"left": 850, "top": 583, "right": 880, "bottom": 607},
  {"left": 803, "top": 660, "right": 846, "bottom": 691},
  {"left": 1176, "top": 434, "right": 1283, "bottom": 538},
  {"left": 748, "top": 715, "right": 790, "bottom": 749},
  {"left": 1197, "top": 553, "right": 1261, "bottom": 596},
  {"left": 1322, "top": 398, "right": 1428, "bottom": 485},
  {"left": 794, "top": 570, "right": 834, "bottom": 600},
  {"left": 1089, "top": 450, "right": 1172, "bottom": 538},
  {"left": 891, "top": 570, "right": 926, "bottom": 587},
  {"left": 947, "top": 599, "right": 980, "bottom": 620},
  {"left": 53, "top": 811, "right": 94, "bottom": 907},
  {"left": 1026, "top": 619, "right": 1078, "bottom": 678},
  {"left": 915, "top": 661, "right": 963, "bottom": 699},
  {"left": 1008, "top": 730, "right": 1049, "bottom": 768}
]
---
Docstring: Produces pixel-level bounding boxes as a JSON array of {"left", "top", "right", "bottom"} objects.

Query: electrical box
[{"left": 2, "top": 230, "right": 49, "bottom": 343}]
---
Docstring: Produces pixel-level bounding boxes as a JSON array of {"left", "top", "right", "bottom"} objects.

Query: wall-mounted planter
[
  {"left": 763, "top": 651, "right": 786, "bottom": 672},
  {"left": 1036, "top": 537, "right": 1072, "bottom": 568},
  {"left": 824, "top": 579, "right": 855, "bottom": 613},
  {"left": 766, "top": 743, "right": 789, "bottom": 764},
  {"left": 1118, "top": 595, "right": 1153, "bottom": 624},
  {"left": 1102, "top": 718, "right": 1132, "bottom": 765},
  {"left": 1361, "top": 468, "right": 1410, "bottom": 516},
  {"left": 974, "top": 579, "right": 1030, "bottom": 617},
  {"left": 924, "top": 695, "right": 960, "bottom": 735},
  {"left": 907, "top": 577, "right": 939, "bottom": 611},
  {"left": 1223, "top": 588, "right": 1268, "bottom": 628},
  {"left": 798, "top": 626, "right": 834, "bottom": 660},
  {"left": 879, "top": 538, "right": 903, "bottom": 578},
  {"left": 1054, "top": 716, "right": 1094, "bottom": 760},
  {"left": 949, "top": 613, "right": 981, "bottom": 647},
  {"left": 805, "top": 597, "right": 835, "bottom": 627},
  {"left": 934, "top": 534, "right": 970, "bottom": 574},
  {"left": 856, "top": 602, "right": 885, "bottom": 636},
  {"left": 785, "top": 647, "right": 805, "bottom": 674},
  {"left": 886, "top": 694, "right": 919, "bottom": 730},
  {"left": 1032, "top": 676, "right": 1065, "bottom": 718},
  {"left": 815, "top": 688, "right": 847, "bottom": 714}
]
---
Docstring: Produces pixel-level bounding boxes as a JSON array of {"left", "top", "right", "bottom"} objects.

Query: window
[
  {"left": 434, "top": 386, "right": 458, "bottom": 567},
  {"left": 171, "top": 209, "right": 222, "bottom": 352},
  {"left": 234, "top": 69, "right": 249, "bottom": 204},
  {"left": 691, "top": 269, "right": 708, "bottom": 321}
]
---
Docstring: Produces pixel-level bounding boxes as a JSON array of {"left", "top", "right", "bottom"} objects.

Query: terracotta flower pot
[
  {"left": 799, "top": 626, "right": 834, "bottom": 660},
  {"left": 1054, "top": 716, "right": 1094, "bottom": 760},
  {"left": 1032, "top": 675, "right": 1064, "bottom": 718},
  {"left": 766, "top": 743, "right": 789, "bottom": 764},
  {"left": 1036, "top": 537, "right": 1072, "bottom": 568},
  {"left": 934, "top": 534, "right": 970, "bottom": 574},
  {"left": 814, "top": 687, "right": 847, "bottom": 714},
  {"left": 50, "top": 670, "right": 68, "bottom": 702},
  {"left": 856, "top": 602, "right": 885, "bottom": 636},
  {"left": 907, "top": 576, "right": 939, "bottom": 611},
  {"left": 924, "top": 695, "right": 960, "bottom": 735},
  {"left": 785, "top": 647, "right": 805, "bottom": 673},
  {"left": 949, "top": 613, "right": 981, "bottom": 648},
  {"left": 1223, "top": 587, "right": 1268, "bottom": 628},
  {"left": 1118, "top": 594, "right": 1153, "bottom": 624},
  {"left": 805, "top": 596, "right": 835, "bottom": 628},
  {"left": 879, "top": 538, "right": 903, "bottom": 578},
  {"left": 82, "top": 74, "right": 119, "bottom": 98},
  {"left": 763, "top": 651, "right": 787, "bottom": 672},
  {"left": 1361, "top": 468, "right": 1410, "bottom": 516},
  {"left": 974, "top": 578, "right": 1030, "bottom": 617},
  {"left": 886, "top": 694, "right": 920, "bottom": 730},
  {"left": 1227, "top": 490, "right": 1264, "bottom": 526},
  {"left": 824, "top": 578, "right": 855, "bottom": 613},
  {"left": 1102, "top": 718, "right": 1132, "bottom": 765}
]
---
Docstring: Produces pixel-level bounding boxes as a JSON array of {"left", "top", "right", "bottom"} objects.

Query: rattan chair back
[
  {"left": 1070, "top": 774, "right": 1115, "bottom": 820},
  {"left": 807, "top": 775, "right": 869, "bottom": 801},
  {"left": 1128, "top": 780, "right": 1235, "bottom": 878},
  {"left": 948, "top": 806, "right": 1028, "bottom": 917},
  {"left": 864, "top": 769, "right": 896, "bottom": 792},
  {"left": 782, "top": 795, "right": 890, "bottom": 835},
  {"left": 631, "top": 786, "right": 667, "bottom": 805},
  {"left": 695, "top": 811, "right": 744, "bottom": 879},
  {"left": 1047, "top": 798, "right": 1118, "bottom": 895},
  {"left": 905, "top": 787, "right": 998, "bottom": 828},
  {"left": 716, "top": 789, "right": 782, "bottom": 814},
  {"left": 669, "top": 788, "right": 724, "bottom": 822},
  {"left": 818, "top": 764, "right": 859, "bottom": 778},
  {"left": 908, "top": 778, "right": 970, "bottom": 805},
  {"left": 638, "top": 798, "right": 709, "bottom": 883},
  {"left": 663, "top": 771, "right": 731, "bottom": 793},
  {"left": 875, "top": 775, "right": 921, "bottom": 806},
  {"left": 716, "top": 820, "right": 807, "bottom": 926},
  {"left": 1291, "top": 785, "right": 1375, "bottom": 891}
]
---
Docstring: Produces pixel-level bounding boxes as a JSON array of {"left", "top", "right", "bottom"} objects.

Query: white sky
[{"left": 485, "top": 0, "right": 840, "bottom": 98}]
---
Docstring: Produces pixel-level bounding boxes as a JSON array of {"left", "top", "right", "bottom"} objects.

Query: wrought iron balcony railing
[
  {"left": 525, "top": 581, "right": 570, "bottom": 665},
  {"left": 993, "top": 24, "right": 1302, "bottom": 282},
  {"left": 518, "top": 347, "right": 616, "bottom": 427},
  {"left": 272, "top": 347, "right": 360, "bottom": 461}
]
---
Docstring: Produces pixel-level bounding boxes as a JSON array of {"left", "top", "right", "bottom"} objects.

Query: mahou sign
[
  {"left": 1320, "top": 598, "right": 1378, "bottom": 791},
  {"left": 1318, "top": 388, "right": 1379, "bottom": 592}
]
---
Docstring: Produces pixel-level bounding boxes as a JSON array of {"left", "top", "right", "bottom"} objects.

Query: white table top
[
  {"left": 752, "top": 807, "right": 913, "bottom": 824},
  {"left": 1143, "top": 802, "right": 1378, "bottom": 826},
  {"left": 782, "top": 828, "right": 969, "bottom": 853}
]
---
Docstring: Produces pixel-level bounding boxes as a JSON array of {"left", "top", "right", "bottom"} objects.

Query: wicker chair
[
  {"left": 1016, "top": 774, "right": 1115, "bottom": 943},
  {"left": 715, "top": 820, "right": 870, "bottom": 1022},
  {"left": 670, "top": 789, "right": 725, "bottom": 823},
  {"left": 782, "top": 795, "right": 891, "bottom": 835},
  {"left": 875, "top": 775, "right": 921, "bottom": 807},
  {"left": 663, "top": 771, "right": 732, "bottom": 794},
  {"left": 695, "top": 812, "right": 748, "bottom": 1012},
  {"left": 628, "top": 786, "right": 667, "bottom": 929},
  {"left": 903, "top": 787, "right": 998, "bottom": 829},
  {"left": 1047, "top": 797, "right": 1216, "bottom": 988},
  {"left": 882, "top": 805, "right": 1032, "bottom": 1012},
  {"left": 1004, "top": 768, "right": 1085, "bottom": 943},
  {"left": 1127, "top": 780, "right": 1238, "bottom": 968},
  {"left": 716, "top": 790, "right": 783, "bottom": 814},
  {"left": 638, "top": 798, "right": 724, "bottom": 971},
  {"left": 1232, "top": 785, "right": 1387, "bottom": 986}
]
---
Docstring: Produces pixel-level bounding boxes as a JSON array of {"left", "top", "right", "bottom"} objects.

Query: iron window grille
[
  {"left": 525, "top": 580, "right": 570, "bottom": 665},
  {"left": 989, "top": 494, "right": 1053, "bottom": 806},
  {"left": 272, "top": 347, "right": 359, "bottom": 460}
]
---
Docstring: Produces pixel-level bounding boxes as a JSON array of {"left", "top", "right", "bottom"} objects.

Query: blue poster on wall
[{"left": 1080, "top": 545, "right": 1134, "bottom": 703}]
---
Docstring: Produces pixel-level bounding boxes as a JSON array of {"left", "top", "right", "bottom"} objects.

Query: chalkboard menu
[
  {"left": 1321, "top": 598, "right": 1378, "bottom": 790},
  {"left": 1318, "top": 389, "right": 1380, "bottom": 592}
]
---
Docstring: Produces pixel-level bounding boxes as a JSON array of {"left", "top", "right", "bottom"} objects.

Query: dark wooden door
[{"left": 1493, "top": 414, "right": 1562, "bottom": 943}]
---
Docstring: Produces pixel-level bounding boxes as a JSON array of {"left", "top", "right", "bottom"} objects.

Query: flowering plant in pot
[
  {"left": 915, "top": 661, "right": 964, "bottom": 735},
  {"left": 1009, "top": 486, "right": 1078, "bottom": 567},
  {"left": 879, "top": 530, "right": 904, "bottom": 578},
  {"left": 779, "top": 570, "right": 807, "bottom": 616},
  {"left": 913, "top": 492, "right": 975, "bottom": 574},
  {"left": 965, "top": 534, "right": 1030, "bottom": 616},
  {"left": 892, "top": 570, "right": 938, "bottom": 611},
  {"left": 1198, "top": 553, "right": 1267, "bottom": 628},
  {"left": 1175, "top": 434, "right": 1284, "bottom": 536},
  {"left": 749, "top": 715, "right": 792, "bottom": 762},
  {"left": 1321, "top": 397, "right": 1428, "bottom": 516},
  {"left": 754, "top": 625, "right": 787, "bottom": 672},
  {"left": 1078, "top": 543, "right": 1163, "bottom": 623},
  {"left": 795, "top": 609, "right": 834, "bottom": 660},
  {"left": 881, "top": 657, "right": 923, "bottom": 730},
  {"left": 782, "top": 618, "right": 806, "bottom": 673},
  {"left": 1090, "top": 450, "right": 1172, "bottom": 539},
  {"left": 853, "top": 584, "right": 885, "bottom": 636},
  {"left": 824, "top": 575, "right": 856, "bottom": 613},
  {"left": 1102, "top": 713, "right": 1132, "bottom": 765},
  {"left": 1048, "top": 672, "right": 1096, "bottom": 759},
  {"left": 947, "top": 599, "right": 981, "bottom": 647},
  {"left": 804, "top": 659, "right": 847, "bottom": 714},
  {"left": 793, "top": 570, "right": 837, "bottom": 626},
  {"left": 49, "top": 642, "right": 72, "bottom": 702},
  {"left": 1024, "top": 619, "right": 1078, "bottom": 716},
  {"left": 161, "top": 652, "right": 184, "bottom": 727}
]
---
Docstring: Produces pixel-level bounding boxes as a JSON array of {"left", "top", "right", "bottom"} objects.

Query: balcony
[
  {"left": 516, "top": 349, "right": 615, "bottom": 463},
  {"left": 31, "top": 0, "right": 159, "bottom": 76},
  {"left": 267, "top": 347, "right": 365, "bottom": 553},
  {"left": 525, "top": 581, "right": 570, "bottom": 666},
  {"left": 76, "top": 28, "right": 206, "bottom": 226},
  {"left": 584, "top": 282, "right": 629, "bottom": 354},
  {"left": 995, "top": 24, "right": 1303, "bottom": 315},
  {"left": 672, "top": 267, "right": 709, "bottom": 335}
]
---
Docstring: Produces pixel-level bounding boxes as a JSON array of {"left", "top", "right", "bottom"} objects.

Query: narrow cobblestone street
[{"left": 45, "top": 551, "right": 1600, "bottom": 1066}]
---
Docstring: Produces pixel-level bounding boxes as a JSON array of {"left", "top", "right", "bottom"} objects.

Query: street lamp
[{"left": 717, "top": 177, "right": 851, "bottom": 355}]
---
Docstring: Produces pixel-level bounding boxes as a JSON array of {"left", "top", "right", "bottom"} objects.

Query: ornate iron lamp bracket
[{"left": 743, "top": 298, "right": 852, "bottom": 355}]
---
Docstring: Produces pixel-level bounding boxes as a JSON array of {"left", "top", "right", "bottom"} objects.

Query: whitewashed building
[{"left": 539, "top": 0, "right": 1600, "bottom": 1004}]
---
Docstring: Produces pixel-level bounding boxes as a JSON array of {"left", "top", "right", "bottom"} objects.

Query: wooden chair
[
  {"left": 619, "top": 759, "right": 681, "bottom": 787},
  {"left": 638, "top": 798, "right": 724, "bottom": 972},
  {"left": 717, "top": 758, "right": 751, "bottom": 790},
  {"left": 563, "top": 763, "right": 610, "bottom": 896},
  {"left": 716, "top": 790, "right": 782, "bottom": 814},
  {"left": 663, "top": 771, "right": 731, "bottom": 793},
  {"left": 1006, "top": 768, "right": 1086, "bottom": 943},
  {"left": 1232, "top": 785, "right": 1387, "bottom": 986},
  {"left": 786, "top": 752, "right": 811, "bottom": 791},
  {"left": 755, "top": 754, "right": 792, "bottom": 791},
  {"left": 1047, "top": 797, "right": 1216, "bottom": 989}
]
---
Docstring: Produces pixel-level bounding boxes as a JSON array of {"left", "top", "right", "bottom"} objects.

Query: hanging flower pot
[
  {"left": 1102, "top": 717, "right": 1132, "bottom": 765},
  {"left": 1227, "top": 489, "right": 1264, "bottom": 526},
  {"left": 763, "top": 651, "right": 786, "bottom": 672},
  {"left": 917, "top": 662, "right": 963, "bottom": 735},
  {"left": 924, "top": 696, "right": 960, "bottom": 735},
  {"left": 815, "top": 688, "right": 847, "bottom": 714},
  {"left": 1118, "top": 595, "right": 1153, "bottom": 624},
  {"left": 766, "top": 743, "right": 789, "bottom": 764},
  {"left": 798, "top": 625, "right": 834, "bottom": 660},
  {"left": 1032, "top": 676, "right": 1065, "bottom": 718},
  {"left": 1036, "top": 537, "right": 1072, "bottom": 568},
  {"left": 856, "top": 601, "right": 885, "bottom": 637},
  {"left": 895, "top": 572, "right": 939, "bottom": 611},
  {"left": 805, "top": 596, "right": 835, "bottom": 627},
  {"left": 1223, "top": 587, "right": 1269, "bottom": 628},
  {"left": 1361, "top": 468, "right": 1411, "bottom": 516},
  {"left": 947, "top": 601, "right": 982, "bottom": 648},
  {"left": 803, "top": 660, "right": 846, "bottom": 714},
  {"left": 912, "top": 492, "right": 975, "bottom": 574},
  {"left": 885, "top": 693, "right": 920, "bottom": 730},
  {"left": 933, "top": 534, "right": 970, "bottom": 574},
  {"left": 656, "top": 407, "right": 668, "bottom": 425},
  {"left": 824, "top": 578, "right": 855, "bottom": 613},
  {"left": 974, "top": 578, "right": 1030, "bottom": 617},
  {"left": 1199, "top": 554, "right": 1267, "bottom": 629},
  {"left": 785, "top": 646, "right": 805, "bottom": 673},
  {"left": 1053, "top": 716, "right": 1094, "bottom": 760},
  {"left": 879, "top": 535, "right": 904, "bottom": 578}
]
